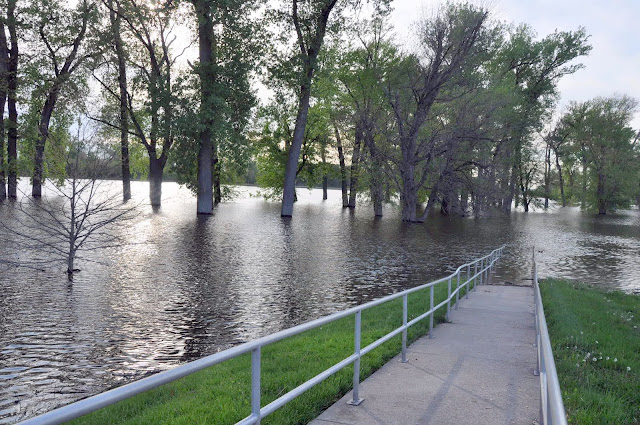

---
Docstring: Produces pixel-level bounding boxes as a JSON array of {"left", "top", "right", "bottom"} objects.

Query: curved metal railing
[
  {"left": 533, "top": 250, "right": 568, "bottom": 425},
  {"left": 20, "top": 245, "right": 506, "bottom": 425}
]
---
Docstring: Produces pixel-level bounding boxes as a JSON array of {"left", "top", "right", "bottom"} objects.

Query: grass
[
  {"left": 540, "top": 278, "right": 640, "bottom": 425},
  {"left": 68, "top": 275, "right": 473, "bottom": 424}
]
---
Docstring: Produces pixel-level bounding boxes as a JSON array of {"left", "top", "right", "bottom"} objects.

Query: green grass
[
  {"left": 68, "top": 276, "right": 473, "bottom": 424},
  {"left": 540, "top": 279, "right": 640, "bottom": 425}
]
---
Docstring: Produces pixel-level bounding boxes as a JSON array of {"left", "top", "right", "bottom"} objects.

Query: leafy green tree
[
  {"left": 383, "top": 3, "right": 490, "bottom": 222},
  {"left": 563, "top": 96, "right": 639, "bottom": 214},
  {"left": 493, "top": 24, "right": 591, "bottom": 211},
  {"left": 26, "top": 0, "right": 102, "bottom": 197},
  {"left": 175, "top": 0, "right": 259, "bottom": 214}
]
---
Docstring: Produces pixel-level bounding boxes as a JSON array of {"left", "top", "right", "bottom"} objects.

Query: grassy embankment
[
  {"left": 540, "top": 279, "right": 639, "bottom": 425},
  {"left": 69, "top": 276, "right": 472, "bottom": 425}
]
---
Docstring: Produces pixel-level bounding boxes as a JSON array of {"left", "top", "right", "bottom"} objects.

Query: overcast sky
[{"left": 390, "top": 0, "right": 640, "bottom": 128}]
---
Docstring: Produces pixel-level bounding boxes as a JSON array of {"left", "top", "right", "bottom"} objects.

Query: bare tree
[{"left": 1, "top": 122, "right": 137, "bottom": 281}]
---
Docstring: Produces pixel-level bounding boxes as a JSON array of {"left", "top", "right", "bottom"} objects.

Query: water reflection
[{"left": 0, "top": 181, "right": 639, "bottom": 423}]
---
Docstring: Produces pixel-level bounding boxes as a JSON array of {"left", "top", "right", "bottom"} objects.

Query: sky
[{"left": 389, "top": 0, "right": 640, "bottom": 128}]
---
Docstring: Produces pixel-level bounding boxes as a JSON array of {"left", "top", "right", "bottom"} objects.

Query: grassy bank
[
  {"left": 540, "top": 279, "right": 639, "bottom": 425},
  {"left": 68, "top": 278, "right": 471, "bottom": 424}
]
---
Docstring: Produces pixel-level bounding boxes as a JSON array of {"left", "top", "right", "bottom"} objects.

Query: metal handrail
[
  {"left": 20, "top": 245, "right": 506, "bottom": 425},
  {"left": 533, "top": 250, "right": 568, "bottom": 425}
]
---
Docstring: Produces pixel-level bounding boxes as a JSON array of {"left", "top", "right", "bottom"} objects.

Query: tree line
[{"left": 0, "top": 0, "right": 638, "bottom": 221}]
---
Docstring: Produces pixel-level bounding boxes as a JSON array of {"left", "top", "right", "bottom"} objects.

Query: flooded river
[{"left": 1, "top": 181, "right": 639, "bottom": 423}]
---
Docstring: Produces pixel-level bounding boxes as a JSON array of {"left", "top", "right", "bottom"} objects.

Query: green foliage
[{"left": 559, "top": 95, "right": 639, "bottom": 213}]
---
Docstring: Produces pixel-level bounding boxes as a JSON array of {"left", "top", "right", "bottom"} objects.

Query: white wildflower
[
  {"left": 614, "top": 358, "right": 618, "bottom": 362},
  {"left": 627, "top": 366, "right": 631, "bottom": 372},
  {"left": 592, "top": 357, "right": 597, "bottom": 362},
  {"left": 606, "top": 357, "right": 610, "bottom": 360}
]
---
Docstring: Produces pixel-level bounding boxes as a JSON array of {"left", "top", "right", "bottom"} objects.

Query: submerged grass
[
  {"left": 540, "top": 279, "right": 639, "bottom": 425},
  {"left": 68, "top": 276, "right": 473, "bottom": 425}
]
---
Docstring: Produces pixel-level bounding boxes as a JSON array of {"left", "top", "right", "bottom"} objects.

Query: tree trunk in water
[
  {"left": 460, "top": 186, "right": 469, "bottom": 216},
  {"left": 213, "top": 144, "right": 221, "bottom": 203},
  {"left": 365, "top": 129, "right": 383, "bottom": 217},
  {"left": 0, "top": 16, "right": 7, "bottom": 199},
  {"left": 149, "top": 159, "right": 163, "bottom": 207},
  {"left": 282, "top": 82, "right": 311, "bottom": 217},
  {"left": 420, "top": 177, "right": 442, "bottom": 221},
  {"left": 6, "top": 0, "right": 17, "bottom": 199},
  {"left": 553, "top": 149, "right": 566, "bottom": 207},
  {"left": 334, "top": 123, "right": 348, "bottom": 208},
  {"left": 597, "top": 172, "right": 606, "bottom": 214},
  {"left": 110, "top": 0, "right": 131, "bottom": 201},
  {"left": 400, "top": 161, "right": 417, "bottom": 222},
  {"left": 67, "top": 249, "right": 76, "bottom": 281},
  {"left": 581, "top": 152, "right": 587, "bottom": 210},
  {"left": 321, "top": 140, "right": 328, "bottom": 200},
  {"left": 0, "top": 112, "right": 5, "bottom": 199},
  {"left": 0, "top": 91, "right": 5, "bottom": 200},
  {"left": 33, "top": 91, "right": 58, "bottom": 197},
  {"left": 506, "top": 164, "right": 517, "bottom": 210},
  {"left": 544, "top": 145, "right": 551, "bottom": 209},
  {"left": 195, "top": 0, "right": 214, "bottom": 214},
  {"left": 322, "top": 176, "right": 328, "bottom": 200},
  {"left": 348, "top": 124, "right": 363, "bottom": 208},
  {"left": 197, "top": 126, "right": 213, "bottom": 213}
]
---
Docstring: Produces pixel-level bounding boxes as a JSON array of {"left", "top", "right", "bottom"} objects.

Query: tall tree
[
  {"left": 0, "top": 9, "right": 7, "bottom": 199},
  {"left": 30, "top": 0, "right": 99, "bottom": 197},
  {"left": 563, "top": 96, "right": 639, "bottom": 214},
  {"left": 107, "top": 0, "right": 131, "bottom": 201},
  {"left": 188, "top": 0, "right": 259, "bottom": 214},
  {"left": 494, "top": 25, "right": 591, "bottom": 211},
  {"left": 280, "top": 0, "right": 339, "bottom": 217},
  {"left": 2, "top": 0, "right": 18, "bottom": 198},
  {"left": 95, "top": 0, "right": 183, "bottom": 207},
  {"left": 384, "top": 3, "right": 489, "bottom": 222}
]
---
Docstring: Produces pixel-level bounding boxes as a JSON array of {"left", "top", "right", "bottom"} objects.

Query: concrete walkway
[{"left": 309, "top": 285, "right": 539, "bottom": 425}]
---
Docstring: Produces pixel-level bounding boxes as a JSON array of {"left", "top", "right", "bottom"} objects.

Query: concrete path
[{"left": 309, "top": 285, "right": 539, "bottom": 425}]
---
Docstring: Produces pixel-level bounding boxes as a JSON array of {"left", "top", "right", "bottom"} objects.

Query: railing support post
[
  {"left": 401, "top": 294, "right": 408, "bottom": 362},
  {"left": 466, "top": 264, "right": 470, "bottom": 299},
  {"left": 455, "top": 270, "right": 460, "bottom": 310},
  {"left": 446, "top": 277, "right": 452, "bottom": 322},
  {"left": 348, "top": 310, "right": 364, "bottom": 405},
  {"left": 251, "top": 347, "right": 261, "bottom": 424},
  {"left": 473, "top": 262, "right": 478, "bottom": 291},
  {"left": 429, "top": 286, "right": 434, "bottom": 338}
]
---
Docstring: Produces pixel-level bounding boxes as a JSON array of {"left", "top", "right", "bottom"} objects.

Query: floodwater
[{"left": 0, "top": 181, "right": 639, "bottom": 423}]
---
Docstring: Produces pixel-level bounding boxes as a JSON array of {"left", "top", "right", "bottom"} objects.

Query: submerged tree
[
  {"left": 561, "top": 96, "right": 639, "bottom": 214},
  {"left": 0, "top": 122, "right": 136, "bottom": 280}
]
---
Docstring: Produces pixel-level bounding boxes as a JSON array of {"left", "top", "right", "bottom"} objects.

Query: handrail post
[
  {"left": 251, "top": 347, "right": 261, "bottom": 424},
  {"left": 466, "top": 264, "right": 470, "bottom": 299},
  {"left": 480, "top": 258, "right": 484, "bottom": 285},
  {"left": 455, "top": 270, "right": 460, "bottom": 310},
  {"left": 473, "top": 262, "right": 478, "bottom": 291},
  {"left": 446, "top": 277, "right": 452, "bottom": 322},
  {"left": 429, "top": 286, "right": 434, "bottom": 338},
  {"left": 348, "top": 310, "right": 364, "bottom": 405},
  {"left": 401, "top": 294, "right": 408, "bottom": 363},
  {"left": 485, "top": 257, "right": 489, "bottom": 284}
]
